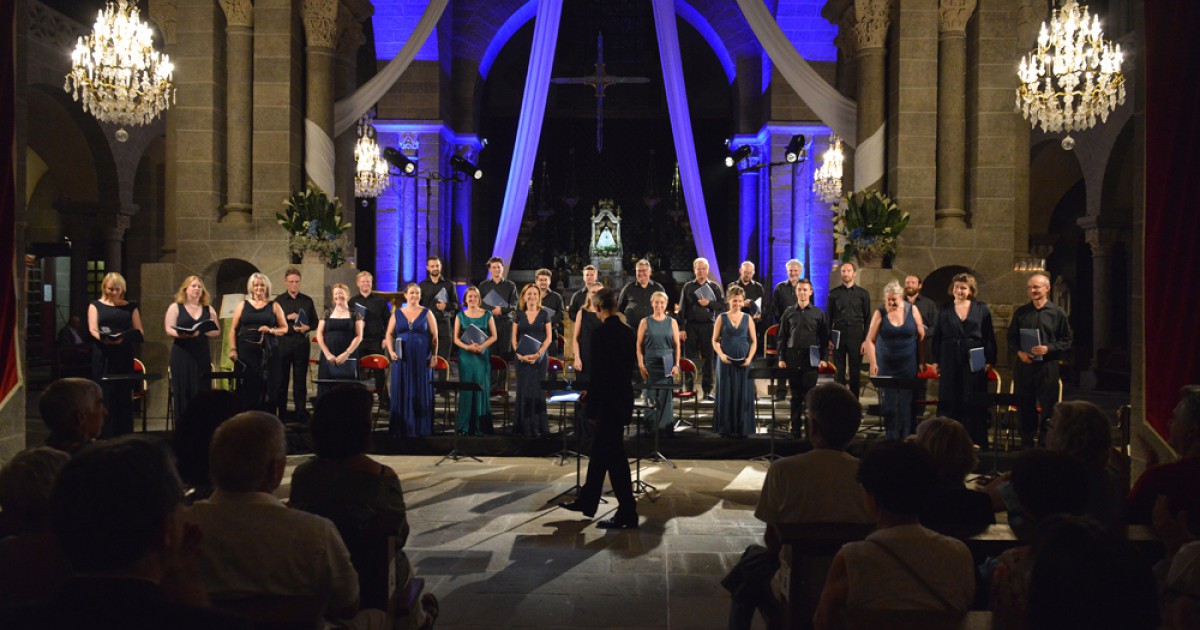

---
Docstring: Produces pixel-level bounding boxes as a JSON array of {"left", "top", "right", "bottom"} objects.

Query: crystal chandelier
[
  {"left": 354, "top": 116, "right": 390, "bottom": 198},
  {"left": 64, "top": 0, "right": 174, "bottom": 142},
  {"left": 812, "top": 135, "right": 844, "bottom": 204},
  {"left": 1016, "top": 0, "right": 1125, "bottom": 150}
]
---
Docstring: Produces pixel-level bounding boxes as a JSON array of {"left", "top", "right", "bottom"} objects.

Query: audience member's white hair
[
  {"left": 208, "top": 411, "right": 286, "bottom": 492},
  {"left": 39, "top": 378, "right": 101, "bottom": 435}
]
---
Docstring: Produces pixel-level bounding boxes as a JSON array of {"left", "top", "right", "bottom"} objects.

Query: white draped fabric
[
  {"left": 490, "top": 0, "right": 564, "bottom": 266},
  {"left": 735, "top": 0, "right": 856, "bottom": 145},
  {"left": 651, "top": 0, "right": 722, "bottom": 284},
  {"left": 305, "top": 118, "right": 336, "bottom": 194},
  {"left": 333, "top": 0, "right": 450, "bottom": 136}
]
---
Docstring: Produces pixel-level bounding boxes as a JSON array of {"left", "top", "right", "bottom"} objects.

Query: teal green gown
[{"left": 455, "top": 311, "right": 493, "bottom": 434}]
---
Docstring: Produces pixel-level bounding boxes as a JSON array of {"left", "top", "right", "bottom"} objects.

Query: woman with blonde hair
[
  {"left": 453, "top": 286, "right": 498, "bottom": 435},
  {"left": 865, "top": 280, "right": 926, "bottom": 439},
  {"left": 87, "top": 272, "right": 144, "bottom": 436},
  {"left": 637, "top": 291, "right": 681, "bottom": 437},
  {"left": 227, "top": 272, "right": 287, "bottom": 411},
  {"left": 512, "top": 283, "right": 552, "bottom": 437},
  {"left": 164, "top": 275, "right": 221, "bottom": 418},
  {"left": 385, "top": 283, "right": 439, "bottom": 437},
  {"left": 315, "top": 283, "right": 364, "bottom": 399}
]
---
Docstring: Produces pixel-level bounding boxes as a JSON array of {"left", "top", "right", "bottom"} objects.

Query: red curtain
[
  {"left": 1, "top": 1, "right": 21, "bottom": 408},
  {"left": 1144, "top": 0, "right": 1200, "bottom": 434}
]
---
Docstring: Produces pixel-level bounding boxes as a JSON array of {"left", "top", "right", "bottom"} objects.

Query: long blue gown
[
  {"left": 389, "top": 308, "right": 434, "bottom": 437},
  {"left": 876, "top": 303, "right": 918, "bottom": 439},
  {"left": 642, "top": 316, "right": 676, "bottom": 432},
  {"left": 714, "top": 312, "right": 755, "bottom": 437},
  {"left": 513, "top": 309, "right": 550, "bottom": 437}
]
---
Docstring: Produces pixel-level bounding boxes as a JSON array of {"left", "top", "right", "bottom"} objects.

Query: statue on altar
[{"left": 589, "top": 199, "right": 624, "bottom": 285}]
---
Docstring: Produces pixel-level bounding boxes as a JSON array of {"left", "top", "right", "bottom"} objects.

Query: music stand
[
  {"left": 748, "top": 366, "right": 794, "bottom": 463},
  {"left": 968, "top": 391, "right": 1021, "bottom": 475},
  {"left": 544, "top": 382, "right": 583, "bottom": 465},
  {"left": 636, "top": 381, "right": 682, "bottom": 469},
  {"left": 627, "top": 395, "right": 658, "bottom": 496},
  {"left": 100, "top": 372, "right": 164, "bottom": 432},
  {"left": 433, "top": 381, "right": 484, "bottom": 465}
]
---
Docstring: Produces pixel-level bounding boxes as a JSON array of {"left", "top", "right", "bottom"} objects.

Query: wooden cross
[{"left": 551, "top": 33, "right": 650, "bottom": 153}]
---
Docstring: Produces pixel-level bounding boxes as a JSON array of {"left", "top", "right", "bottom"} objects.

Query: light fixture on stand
[
  {"left": 354, "top": 116, "right": 391, "bottom": 198},
  {"left": 1016, "top": 0, "right": 1125, "bottom": 150},
  {"left": 64, "top": 0, "right": 175, "bottom": 142},
  {"left": 812, "top": 135, "right": 844, "bottom": 204}
]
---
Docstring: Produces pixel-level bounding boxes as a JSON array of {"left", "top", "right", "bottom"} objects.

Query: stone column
[
  {"left": 1080, "top": 217, "right": 1120, "bottom": 362},
  {"left": 334, "top": 8, "right": 365, "bottom": 225},
  {"left": 1012, "top": 0, "right": 1046, "bottom": 254},
  {"left": 853, "top": 0, "right": 891, "bottom": 192},
  {"left": 219, "top": 0, "right": 254, "bottom": 225},
  {"left": 301, "top": 0, "right": 338, "bottom": 192},
  {"left": 105, "top": 210, "right": 134, "bottom": 276},
  {"left": 935, "top": 0, "right": 975, "bottom": 228},
  {"left": 832, "top": 3, "right": 858, "bottom": 190},
  {"left": 149, "top": 0, "right": 178, "bottom": 257}
]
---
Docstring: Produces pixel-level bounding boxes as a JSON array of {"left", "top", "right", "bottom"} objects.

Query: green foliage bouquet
[
  {"left": 834, "top": 189, "right": 910, "bottom": 265},
  {"left": 277, "top": 184, "right": 352, "bottom": 268}
]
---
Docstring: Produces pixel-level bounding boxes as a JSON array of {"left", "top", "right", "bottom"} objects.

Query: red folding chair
[
  {"left": 432, "top": 355, "right": 452, "bottom": 431},
  {"left": 674, "top": 358, "right": 700, "bottom": 426},
  {"left": 132, "top": 358, "right": 149, "bottom": 432},
  {"left": 359, "top": 353, "right": 391, "bottom": 430}
]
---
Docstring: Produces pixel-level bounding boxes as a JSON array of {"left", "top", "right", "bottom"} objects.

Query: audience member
[
  {"left": 39, "top": 377, "right": 105, "bottom": 456},
  {"left": 986, "top": 449, "right": 1090, "bottom": 630},
  {"left": 814, "top": 440, "right": 974, "bottom": 629},
  {"left": 730, "top": 383, "right": 870, "bottom": 630},
  {"left": 184, "top": 412, "right": 370, "bottom": 626},
  {"left": 1163, "top": 540, "right": 1200, "bottom": 630},
  {"left": 0, "top": 448, "right": 71, "bottom": 606},
  {"left": 0, "top": 436, "right": 250, "bottom": 629},
  {"left": 1046, "top": 400, "right": 1123, "bottom": 530},
  {"left": 913, "top": 417, "right": 994, "bottom": 538},
  {"left": 171, "top": 389, "right": 247, "bottom": 503},
  {"left": 1127, "top": 385, "right": 1200, "bottom": 535},
  {"left": 290, "top": 385, "right": 436, "bottom": 627},
  {"left": 1026, "top": 514, "right": 1158, "bottom": 630}
]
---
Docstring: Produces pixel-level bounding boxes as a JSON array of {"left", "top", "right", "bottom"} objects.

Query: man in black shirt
[
  {"left": 777, "top": 280, "right": 831, "bottom": 436},
  {"left": 418, "top": 256, "right": 458, "bottom": 361},
  {"left": 536, "top": 268, "right": 565, "bottom": 356},
  {"left": 350, "top": 271, "right": 392, "bottom": 408},
  {"left": 728, "top": 260, "right": 766, "bottom": 350},
  {"left": 827, "top": 262, "right": 872, "bottom": 397},
  {"left": 567, "top": 264, "right": 599, "bottom": 322},
  {"left": 1007, "top": 272, "right": 1073, "bottom": 447},
  {"left": 619, "top": 258, "right": 667, "bottom": 336},
  {"left": 904, "top": 274, "right": 938, "bottom": 421},
  {"left": 770, "top": 259, "right": 805, "bottom": 400},
  {"left": 479, "top": 257, "right": 519, "bottom": 360},
  {"left": 274, "top": 268, "right": 318, "bottom": 421},
  {"left": 677, "top": 257, "right": 725, "bottom": 399}
]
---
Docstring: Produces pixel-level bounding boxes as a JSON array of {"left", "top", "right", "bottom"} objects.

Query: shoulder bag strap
[{"left": 864, "top": 538, "right": 956, "bottom": 611}]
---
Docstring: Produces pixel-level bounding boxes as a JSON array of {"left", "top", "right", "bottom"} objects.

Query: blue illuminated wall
[
  {"left": 763, "top": 124, "right": 833, "bottom": 310},
  {"left": 372, "top": 0, "right": 439, "bottom": 61},
  {"left": 373, "top": 123, "right": 447, "bottom": 291},
  {"left": 774, "top": 0, "right": 838, "bottom": 62}
]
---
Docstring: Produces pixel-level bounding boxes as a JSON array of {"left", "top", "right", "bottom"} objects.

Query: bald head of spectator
[
  {"left": 38, "top": 378, "right": 105, "bottom": 452},
  {"left": 208, "top": 412, "right": 286, "bottom": 494}
]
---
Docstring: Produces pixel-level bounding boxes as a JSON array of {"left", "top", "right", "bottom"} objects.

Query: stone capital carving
[
  {"left": 1078, "top": 217, "right": 1122, "bottom": 256},
  {"left": 1016, "top": 0, "right": 1048, "bottom": 48},
  {"left": 835, "top": 6, "right": 858, "bottom": 57},
  {"left": 301, "top": 0, "right": 339, "bottom": 49},
  {"left": 28, "top": 1, "right": 91, "bottom": 50},
  {"left": 939, "top": 0, "right": 976, "bottom": 33},
  {"left": 149, "top": 0, "right": 177, "bottom": 46},
  {"left": 219, "top": 0, "right": 253, "bottom": 29},
  {"left": 853, "top": 0, "right": 892, "bottom": 50}
]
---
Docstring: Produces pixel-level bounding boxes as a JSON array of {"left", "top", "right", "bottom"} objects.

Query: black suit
[{"left": 578, "top": 315, "right": 637, "bottom": 519}]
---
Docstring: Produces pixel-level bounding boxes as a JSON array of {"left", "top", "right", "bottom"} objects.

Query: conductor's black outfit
[{"left": 577, "top": 315, "right": 638, "bottom": 525}]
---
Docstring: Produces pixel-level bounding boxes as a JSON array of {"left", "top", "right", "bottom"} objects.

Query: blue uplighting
[
  {"left": 774, "top": 0, "right": 838, "bottom": 63},
  {"left": 479, "top": 0, "right": 538, "bottom": 80},
  {"left": 675, "top": 0, "right": 736, "bottom": 84},
  {"left": 372, "top": 0, "right": 439, "bottom": 61}
]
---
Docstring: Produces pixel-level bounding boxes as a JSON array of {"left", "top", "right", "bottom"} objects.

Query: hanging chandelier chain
[
  {"left": 355, "top": 115, "right": 390, "bottom": 198},
  {"left": 812, "top": 135, "right": 844, "bottom": 205}
]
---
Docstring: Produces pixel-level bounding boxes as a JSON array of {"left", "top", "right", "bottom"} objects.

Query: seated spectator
[
  {"left": 987, "top": 449, "right": 1090, "bottom": 630},
  {"left": 39, "top": 377, "right": 105, "bottom": 456},
  {"left": 1127, "top": 385, "right": 1200, "bottom": 535},
  {"left": 1046, "top": 400, "right": 1123, "bottom": 530},
  {"left": 1164, "top": 540, "right": 1200, "bottom": 630},
  {"left": 172, "top": 389, "right": 247, "bottom": 503},
  {"left": 913, "top": 417, "right": 994, "bottom": 537},
  {"left": 0, "top": 448, "right": 71, "bottom": 606},
  {"left": 290, "top": 385, "right": 435, "bottom": 627},
  {"left": 814, "top": 441, "right": 974, "bottom": 629},
  {"left": 184, "top": 411, "right": 374, "bottom": 627},
  {"left": 0, "top": 436, "right": 250, "bottom": 629},
  {"left": 730, "top": 383, "right": 871, "bottom": 630},
  {"left": 56, "top": 315, "right": 92, "bottom": 378},
  {"left": 1027, "top": 514, "right": 1158, "bottom": 630}
]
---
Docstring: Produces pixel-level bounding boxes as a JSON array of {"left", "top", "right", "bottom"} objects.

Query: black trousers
[
  {"left": 494, "top": 316, "right": 514, "bottom": 361},
  {"left": 1013, "top": 359, "right": 1059, "bottom": 446},
  {"left": 685, "top": 321, "right": 715, "bottom": 396},
  {"left": 578, "top": 420, "right": 636, "bottom": 517},
  {"left": 785, "top": 353, "right": 820, "bottom": 437},
  {"left": 832, "top": 325, "right": 865, "bottom": 397},
  {"left": 276, "top": 335, "right": 309, "bottom": 419}
]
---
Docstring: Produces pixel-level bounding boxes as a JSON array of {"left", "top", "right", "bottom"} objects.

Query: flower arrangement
[
  {"left": 834, "top": 189, "right": 910, "bottom": 266},
  {"left": 277, "top": 184, "right": 352, "bottom": 268}
]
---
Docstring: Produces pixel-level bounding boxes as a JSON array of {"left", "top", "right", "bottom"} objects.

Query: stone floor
[{"left": 280, "top": 455, "right": 771, "bottom": 630}]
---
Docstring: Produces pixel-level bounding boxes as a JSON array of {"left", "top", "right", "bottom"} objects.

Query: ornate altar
[{"left": 589, "top": 199, "right": 624, "bottom": 286}]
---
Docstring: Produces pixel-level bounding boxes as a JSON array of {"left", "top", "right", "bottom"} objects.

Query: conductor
[{"left": 560, "top": 288, "right": 639, "bottom": 529}]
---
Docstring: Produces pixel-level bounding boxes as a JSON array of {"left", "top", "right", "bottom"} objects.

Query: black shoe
[
  {"left": 704, "top": 394, "right": 715, "bottom": 402},
  {"left": 597, "top": 516, "right": 639, "bottom": 530},
  {"left": 560, "top": 502, "right": 596, "bottom": 518}
]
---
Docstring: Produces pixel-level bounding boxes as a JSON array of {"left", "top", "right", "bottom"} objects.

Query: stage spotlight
[
  {"left": 785, "top": 134, "right": 807, "bottom": 163},
  {"left": 450, "top": 155, "right": 483, "bottom": 180},
  {"left": 725, "top": 145, "right": 753, "bottom": 168},
  {"left": 382, "top": 147, "right": 417, "bottom": 175}
]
